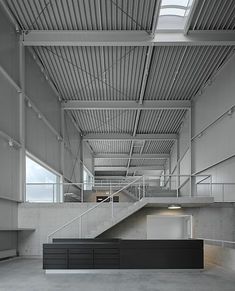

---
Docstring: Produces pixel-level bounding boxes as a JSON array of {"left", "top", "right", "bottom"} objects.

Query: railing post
[
  {"left": 81, "top": 183, "right": 84, "bottom": 203},
  {"left": 189, "top": 175, "right": 192, "bottom": 197},
  {"left": 110, "top": 182, "right": 114, "bottom": 218},
  {"left": 52, "top": 184, "right": 55, "bottom": 203},
  {"left": 143, "top": 176, "right": 145, "bottom": 198},
  {"left": 79, "top": 216, "right": 82, "bottom": 238},
  {"left": 222, "top": 183, "right": 225, "bottom": 202},
  {"left": 210, "top": 175, "right": 213, "bottom": 197}
]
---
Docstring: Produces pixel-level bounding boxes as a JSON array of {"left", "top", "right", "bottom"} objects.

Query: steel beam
[
  {"left": 84, "top": 133, "right": 177, "bottom": 141},
  {"left": 94, "top": 154, "right": 169, "bottom": 159},
  {"left": 62, "top": 100, "right": 191, "bottom": 110},
  {"left": 95, "top": 166, "right": 164, "bottom": 171},
  {"left": 22, "top": 30, "right": 235, "bottom": 47}
]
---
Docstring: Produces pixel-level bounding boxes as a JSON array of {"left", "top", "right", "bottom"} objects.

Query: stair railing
[{"left": 47, "top": 175, "right": 145, "bottom": 242}]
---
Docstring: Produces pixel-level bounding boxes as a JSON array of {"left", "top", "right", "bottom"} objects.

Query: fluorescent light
[{"left": 168, "top": 204, "right": 182, "bottom": 210}]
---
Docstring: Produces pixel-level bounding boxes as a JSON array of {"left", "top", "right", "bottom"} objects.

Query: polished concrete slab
[{"left": 0, "top": 258, "right": 235, "bottom": 291}]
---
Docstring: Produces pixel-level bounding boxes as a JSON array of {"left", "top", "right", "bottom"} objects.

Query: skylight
[{"left": 157, "top": 0, "right": 195, "bottom": 30}]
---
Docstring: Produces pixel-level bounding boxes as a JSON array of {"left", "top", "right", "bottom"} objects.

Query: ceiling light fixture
[{"left": 168, "top": 204, "right": 181, "bottom": 210}]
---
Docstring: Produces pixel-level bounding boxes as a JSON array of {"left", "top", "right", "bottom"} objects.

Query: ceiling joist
[
  {"left": 62, "top": 100, "right": 191, "bottom": 110},
  {"left": 83, "top": 134, "right": 177, "bottom": 141},
  {"left": 94, "top": 154, "right": 169, "bottom": 159},
  {"left": 22, "top": 30, "right": 235, "bottom": 47},
  {"left": 95, "top": 166, "right": 164, "bottom": 171}
]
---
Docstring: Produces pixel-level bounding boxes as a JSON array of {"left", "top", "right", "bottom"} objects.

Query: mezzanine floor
[{"left": 0, "top": 258, "right": 235, "bottom": 291}]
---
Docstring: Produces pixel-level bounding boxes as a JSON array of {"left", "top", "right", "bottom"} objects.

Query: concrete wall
[
  {"left": 18, "top": 203, "right": 235, "bottom": 257},
  {"left": 18, "top": 202, "right": 132, "bottom": 257},
  {"left": 100, "top": 205, "right": 235, "bottom": 241},
  {"left": 0, "top": 5, "right": 20, "bottom": 252},
  {"left": 205, "top": 245, "right": 235, "bottom": 271}
]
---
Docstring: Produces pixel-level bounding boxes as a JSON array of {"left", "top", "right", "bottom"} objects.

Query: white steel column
[
  {"left": 188, "top": 108, "right": 192, "bottom": 197},
  {"left": 19, "top": 37, "right": 26, "bottom": 201},
  {"left": 176, "top": 138, "right": 180, "bottom": 197},
  {"left": 168, "top": 157, "right": 171, "bottom": 190},
  {"left": 60, "top": 107, "right": 65, "bottom": 175},
  {"left": 80, "top": 136, "right": 84, "bottom": 202}
]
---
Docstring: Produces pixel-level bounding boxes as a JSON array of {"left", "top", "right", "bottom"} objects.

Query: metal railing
[
  {"left": 196, "top": 182, "right": 235, "bottom": 202},
  {"left": 25, "top": 174, "right": 213, "bottom": 203},
  {"left": 41, "top": 174, "right": 213, "bottom": 242},
  {"left": 47, "top": 176, "right": 145, "bottom": 242},
  {"left": 198, "top": 238, "right": 235, "bottom": 249}
]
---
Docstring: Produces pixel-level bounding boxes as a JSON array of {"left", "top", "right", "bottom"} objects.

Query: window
[
  {"left": 83, "top": 166, "right": 94, "bottom": 191},
  {"left": 157, "top": 0, "right": 195, "bottom": 30},
  {"left": 25, "top": 155, "right": 60, "bottom": 202}
]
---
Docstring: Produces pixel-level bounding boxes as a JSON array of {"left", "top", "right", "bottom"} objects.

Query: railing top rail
[
  {"left": 198, "top": 238, "right": 235, "bottom": 244},
  {"left": 26, "top": 174, "right": 211, "bottom": 186},
  {"left": 47, "top": 175, "right": 143, "bottom": 241},
  {"left": 196, "top": 182, "right": 235, "bottom": 185}
]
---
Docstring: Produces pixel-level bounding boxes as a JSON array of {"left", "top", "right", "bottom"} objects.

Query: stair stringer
[{"left": 86, "top": 198, "right": 148, "bottom": 238}]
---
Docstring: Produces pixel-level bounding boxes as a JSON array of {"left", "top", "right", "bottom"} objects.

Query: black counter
[{"left": 43, "top": 239, "right": 203, "bottom": 269}]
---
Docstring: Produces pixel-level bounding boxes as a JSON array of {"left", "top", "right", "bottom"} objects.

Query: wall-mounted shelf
[{"left": 0, "top": 228, "right": 35, "bottom": 231}]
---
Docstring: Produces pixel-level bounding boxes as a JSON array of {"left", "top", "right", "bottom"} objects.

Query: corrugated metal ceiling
[
  {"left": 7, "top": 0, "right": 158, "bottom": 31},
  {"left": 130, "top": 158, "right": 166, "bottom": 167},
  {"left": 71, "top": 109, "right": 136, "bottom": 134},
  {"left": 5, "top": 0, "right": 235, "bottom": 172},
  {"left": 190, "top": 0, "right": 235, "bottom": 30},
  {"left": 95, "top": 158, "right": 128, "bottom": 167},
  {"left": 88, "top": 140, "right": 132, "bottom": 154},
  {"left": 142, "top": 140, "right": 175, "bottom": 154},
  {"left": 144, "top": 46, "right": 234, "bottom": 100},
  {"left": 137, "top": 110, "right": 186, "bottom": 134},
  {"left": 34, "top": 46, "right": 147, "bottom": 101}
]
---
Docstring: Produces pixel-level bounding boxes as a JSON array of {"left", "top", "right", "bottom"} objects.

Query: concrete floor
[{"left": 0, "top": 258, "right": 235, "bottom": 291}]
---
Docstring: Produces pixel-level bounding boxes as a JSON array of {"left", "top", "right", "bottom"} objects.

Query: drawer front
[
  {"left": 68, "top": 248, "right": 93, "bottom": 269},
  {"left": 43, "top": 248, "right": 67, "bottom": 269}
]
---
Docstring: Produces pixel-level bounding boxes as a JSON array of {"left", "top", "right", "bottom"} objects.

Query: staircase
[
  {"left": 47, "top": 176, "right": 146, "bottom": 242},
  {"left": 47, "top": 174, "right": 213, "bottom": 242},
  {"left": 87, "top": 198, "right": 147, "bottom": 238}
]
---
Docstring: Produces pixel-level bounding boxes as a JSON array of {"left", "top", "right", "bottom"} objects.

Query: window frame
[{"left": 25, "top": 151, "right": 62, "bottom": 203}]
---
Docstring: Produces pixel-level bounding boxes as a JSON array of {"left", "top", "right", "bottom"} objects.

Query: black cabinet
[{"left": 43, "top": 239, "right": 203, "bottom": 270}]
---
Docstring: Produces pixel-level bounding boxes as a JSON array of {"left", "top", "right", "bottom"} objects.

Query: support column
[
  {"left": 176, "top": 138, "right": 180, "bottom": 195},
  {"left": 60, "top": 107, "right": 65, "bottom": 176},
  {"left": 168, "top": 157, "right": 171, "bottom": 190},
  {"left": 188, "top": 108, "right": 192, "bottom": 197},
  {"left": 80, "top": 136, "right": 84, "bottom": 202},
  {"left": 19, "top": 37, "right": 26, "bottom": 202}
]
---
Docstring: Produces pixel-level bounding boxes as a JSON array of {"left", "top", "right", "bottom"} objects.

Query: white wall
[
  {"left": 191, "top": 54, "right": 235, "bottom": 201},
  {"left": 0, "top": 5, "right": 20, "bottom": 251},
  {"left": 169, "top": 111, "right": 191, "bottom": 195},
  {"left": 192, "top": 54, "right": 235, "bottom": 177},
  {"left": 83, "top": 141, "right": 94, "bottom": 175},
  {"left": 170, "top": 54, "right": 235, "bottom": 200}
]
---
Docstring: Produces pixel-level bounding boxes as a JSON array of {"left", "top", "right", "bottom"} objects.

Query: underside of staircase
[{"left": 85, "top": 196, "right": 214, "bottom": 238}]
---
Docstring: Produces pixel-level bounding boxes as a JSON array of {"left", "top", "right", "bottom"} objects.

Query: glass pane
[
  {"left": 160, "top": 8, "right": 186, "bottom": 17},
  {"left": 26, "top": 156, "right": 57, "bottom": 183},
  {"left": 26, "top": 156, "right": 58, "bottom": 202},
  {"left": 161, "top": 0, "right": 190, "bottom": 7}
]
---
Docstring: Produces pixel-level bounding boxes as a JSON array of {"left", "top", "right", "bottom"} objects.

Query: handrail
[
  {"left": 47, "top": 176, "right": 143, "bottom": 242},
  {"left": 196, "top": 182, "right": 235, "bottom": 185},
  {"left": 198, "top": 238, "right": 235, "bottom": 247}
]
